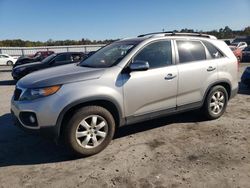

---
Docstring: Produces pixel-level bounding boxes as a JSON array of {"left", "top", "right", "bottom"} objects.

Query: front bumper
[
  {"left": 11, "top": 112, "right": 57, "bottom": 139},
  {"left": 11, "top": 71, "right": 21, "bottom": 80},
  {"left": 11, "top": 96, "right": 61, "bottom": 139}
]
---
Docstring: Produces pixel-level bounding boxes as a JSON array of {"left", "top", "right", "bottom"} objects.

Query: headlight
[{"left": 20, "top": 85, "right": 61, "bottom": 100}]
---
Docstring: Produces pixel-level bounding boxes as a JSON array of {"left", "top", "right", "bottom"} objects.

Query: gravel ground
[{"left": 0, "top": 64, "right": 250, "bottom": 188}]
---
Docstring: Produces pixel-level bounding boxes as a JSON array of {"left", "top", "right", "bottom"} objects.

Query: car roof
[{"left": 55, "top": 52, "right": 84, "bottom": 55}]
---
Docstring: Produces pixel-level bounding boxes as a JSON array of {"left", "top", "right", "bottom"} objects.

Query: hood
[
  {"left": 14, "top": 61, "right": 42, "bottom": 69},
  {"left": 17, "top": 63, "right": 105, "bottom": 88}
]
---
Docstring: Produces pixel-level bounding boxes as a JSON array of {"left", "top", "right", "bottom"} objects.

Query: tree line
[{"left": 0, "top": 26, "right": 249, "bottom": 47}]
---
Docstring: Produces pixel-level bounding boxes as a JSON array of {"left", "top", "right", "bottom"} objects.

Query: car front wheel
[{"left": 64, "top": 106, "right": 115, "bottom": 156}]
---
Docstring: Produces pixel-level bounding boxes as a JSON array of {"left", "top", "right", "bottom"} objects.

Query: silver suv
[{"left": 11, "top": 32, "right": 238, "bottom": 156}]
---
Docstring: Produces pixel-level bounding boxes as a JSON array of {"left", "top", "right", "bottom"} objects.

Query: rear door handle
[
  {"left": 164, "top": 73, "right": 177, "bottom": 80},
  {"left": 207, "top": 66, "right": 216, "bottom": 72}
]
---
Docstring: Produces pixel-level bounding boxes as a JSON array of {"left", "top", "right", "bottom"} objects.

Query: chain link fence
[{"left": 0, "top": 44, "right": 105, "bottom": 57}]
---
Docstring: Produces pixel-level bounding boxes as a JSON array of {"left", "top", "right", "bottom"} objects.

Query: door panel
[
  {"left": 123, "top": 66, "right": 178, "bottom": 116},
  {"left": 175, "top": 40, "right": 218, "bottom": 106},
  {"left": 123, "top": 40, "right": 178, "bottom": 117},
  {"left": 177, "top": 60, "right": 218, "bottom": 106}
]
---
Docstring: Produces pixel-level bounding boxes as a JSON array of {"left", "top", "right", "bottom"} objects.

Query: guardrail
[{"left": 0, "top": 44, "right": 106, "bottom": 57}]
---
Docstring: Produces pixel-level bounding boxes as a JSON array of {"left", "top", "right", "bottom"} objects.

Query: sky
[{"left": 0, "top": 0, "right": 249, "bottom": 41}]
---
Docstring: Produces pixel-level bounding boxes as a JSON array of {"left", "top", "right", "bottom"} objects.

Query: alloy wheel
[{"left": 75, "top": 115, "right": 108, "bottom": 149}]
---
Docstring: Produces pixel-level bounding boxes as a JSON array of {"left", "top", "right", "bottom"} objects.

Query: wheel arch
[
  {"left": 203, "top": 80, "right": 232, "bottom": 105},
  {"left": 55, "top": 97, "right": 124, "bottom": 140}
]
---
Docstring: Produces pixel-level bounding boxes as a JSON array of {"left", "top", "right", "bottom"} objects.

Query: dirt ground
[{"left": 0, "top": 63, "right": 250, "bottom": 188}]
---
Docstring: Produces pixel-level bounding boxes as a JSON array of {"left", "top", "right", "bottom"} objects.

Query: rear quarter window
[{"left": 202, "top": 41, "right": 224, "bottom": 59}]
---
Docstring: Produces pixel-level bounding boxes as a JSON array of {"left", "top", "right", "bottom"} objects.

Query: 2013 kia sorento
[{"left": 11, "top": 32, "right": 238, "bottom": 156}]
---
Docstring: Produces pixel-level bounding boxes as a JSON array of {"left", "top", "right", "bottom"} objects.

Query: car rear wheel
[
  {"left": 64, "top": 106, "right": 115, "bottom": 156},
  {"left": 203, "top": 85, "right": 228, "bottom": 120},
  {"left": 6, "top": 61, "right": 13, "bottom": 66}
]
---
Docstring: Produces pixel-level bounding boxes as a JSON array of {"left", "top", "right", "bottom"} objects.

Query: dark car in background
[
  {"left": 232, "top": 36, "right": 250, "bottom": 46},
  {"left": 12, "top": 52, "right": 86, "bottom": 80},
  {"left": 242, "top": 46, "right": 250, "bottom": 62},
  {"left": 13, "top": 51, "right": 54, "bottom": 68},
  {"left": 241, "top": 67, "right": 250, "bottom": 87}
]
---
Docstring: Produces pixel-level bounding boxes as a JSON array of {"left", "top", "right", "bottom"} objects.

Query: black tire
[
  {"left": 64, "top": 106, "right": 115, "bottom": 157},
  {"left": 203, "top": 85, "right": 228, "bottom": 120},
  {"left": 6, "top": 61, "right": 13, "bottom": 66}
]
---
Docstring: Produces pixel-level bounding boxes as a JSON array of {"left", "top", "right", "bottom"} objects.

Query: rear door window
[{"left": 176, "top": 40, "right": 206, "bottom": 63}]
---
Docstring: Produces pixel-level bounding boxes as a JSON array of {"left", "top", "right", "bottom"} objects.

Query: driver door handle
[
  {"left": 165, "top": 73, "right": 177, "bottom": 80},
  {"left": 207, "top": 66, "right": 216, "bottom": 72}
]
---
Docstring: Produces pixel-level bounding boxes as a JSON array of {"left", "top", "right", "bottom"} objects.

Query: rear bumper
[{"left": 230, "top": 86, "right": 238, "bottom": 99}]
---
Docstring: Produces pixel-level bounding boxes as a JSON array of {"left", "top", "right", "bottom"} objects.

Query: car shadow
[
  {"left": 238, "top": 82, "right": 250, "bottom": 95},
  {"left": 0, "top": 110, "right": 205, "bottom": 167},
  {"left": 0, "top": 80, "right": 16, "bottom": 86},
  {"left": 0, "top": 113, "right": 76, "bottom": 167},
  {"left": 114, "top": 111, "right": 205, "bottom": 139}
]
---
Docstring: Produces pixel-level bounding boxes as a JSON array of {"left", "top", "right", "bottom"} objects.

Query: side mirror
[{"left": 129, "top": 60, "right": 149, "bottom": 71}]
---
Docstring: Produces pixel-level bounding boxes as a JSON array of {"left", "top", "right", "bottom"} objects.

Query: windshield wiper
[{"left": 79, "top": 64, "right": 96, "bottom": 68}]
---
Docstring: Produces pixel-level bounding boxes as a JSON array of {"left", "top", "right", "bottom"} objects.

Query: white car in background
[
  {"left": 0, "top": 54, "right": 17, "bottom": 66},
  {"left": 230, "top": 42, "right": 248, "bottom": 50}
]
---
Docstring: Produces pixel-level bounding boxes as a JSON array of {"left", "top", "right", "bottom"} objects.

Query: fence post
[
  {"left": 0, "top": 49, "right": 2, "bottom": 54},
  {"left": 84, "top": 46, "right": 87, "bottom": 53},
  {"left": 21, "top": 49, "right": 24, "bottom": 56},
  {"left": 66, "top": 47, "right": 69, "bottom": 52}
]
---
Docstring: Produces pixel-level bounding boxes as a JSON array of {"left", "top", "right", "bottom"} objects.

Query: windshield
[
  {"left": 41, "top": 53, "right": 57, "bottom": 63},
  {"left": 79, "top": 42, "right": 138, "bottom": 68}
]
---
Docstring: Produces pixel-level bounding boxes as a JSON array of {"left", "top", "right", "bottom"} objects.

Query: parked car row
[
  {"left": 13, "top": 51, "right": 54, "bottom": 68},
  {"left": 228, "top": 44, "right": 250, "bottom": 63},
  {"left": 1, "top": 50, "right": 96, "bottom": 68},
  {"left": 226, "top": 36, "right": 250, "bottom": 62},
  {"left": 12, "top": 52, "right": 87, "bottom": 80}
]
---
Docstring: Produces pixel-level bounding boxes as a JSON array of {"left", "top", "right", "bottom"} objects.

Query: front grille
[{"left": 14, "top": 88, "right": 22, "bottom": 101}]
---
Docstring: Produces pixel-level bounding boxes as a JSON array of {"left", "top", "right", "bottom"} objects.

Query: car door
[
  {"left": 175, "top": 40, "right": 219, "bottom": 107},
  {"left": 123, "top": 40, "right": 178, "bottom": 118}
]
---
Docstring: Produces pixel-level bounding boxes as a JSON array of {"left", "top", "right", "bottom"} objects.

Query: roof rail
[
  {"left": 137, "top": 31, "right": 173, "bottom": 37},
  {"left": 138, "top": 31, "right": 217, "bottom": 39}
]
